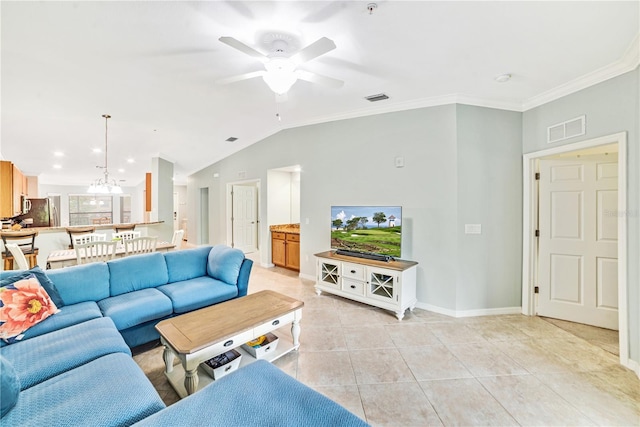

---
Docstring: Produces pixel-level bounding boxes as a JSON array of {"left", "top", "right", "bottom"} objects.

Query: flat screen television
[{"left": 331, "top": 206, "right": 402, "bottom": 259}]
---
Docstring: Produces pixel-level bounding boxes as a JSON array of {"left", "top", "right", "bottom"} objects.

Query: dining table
[{"left": 45, "top": 241, "right": 175, "bottom": 269}]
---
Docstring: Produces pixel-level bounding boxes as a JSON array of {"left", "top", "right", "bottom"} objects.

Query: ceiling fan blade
[
  {"left": 296, "top": 70, "right": 344, "bottom": 89},
  {"left": 291, "top": 37, "right": 336, "bottom": 64},
  {"left": 216, "top": 70, "right": 265, "bottom": 85},
  {"left": 219, "top": 37, "right": 267, "bottom": 60}
]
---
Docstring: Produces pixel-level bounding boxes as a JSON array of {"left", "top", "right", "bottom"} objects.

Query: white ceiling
[{"left": 1, "top": 1, "right": 638, "bottom": 187}]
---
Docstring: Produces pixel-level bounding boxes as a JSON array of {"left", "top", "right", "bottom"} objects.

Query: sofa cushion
[
  {"left": 0, "top": 301, "right": 102, "bottom": 347},
  {"left": 164, "top": 246, "right": 212, "bottom": 283},
  {"left": 0, "top": 317, "right": 130, "bottom": 390},
  {"left": 46, "top": 262, "right": 110, "bottom": 305},
  {"left": 207, "top": 245, "right": 245, "bottom": 285},
  {"left": 0, "top": 355, "right": 20, "bottom": 418},
  {"left": 108, "top": 252, "right": 169, "bottom": 296},
  {"left": 98, "top": 288, "right": 173, "bottom": 330},
  {"left": 0, "top": 275, "right": 60, "bottom": 343},
  {"left": 157, "top": 277, "right": 238, "bottom": 314},
  {"left": 132, "top": 360, "right": 368, "bottom": 427},
  {"left": 2, "top": 353, "right": 166, "bottom": 426},
  {"left": 0, "top": 266, "right": 64, "bottom": 308}
]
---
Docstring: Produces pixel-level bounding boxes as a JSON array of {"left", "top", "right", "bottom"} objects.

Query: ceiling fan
[{"left": 216, "top": 35, "right": 344, "bottom": 98}]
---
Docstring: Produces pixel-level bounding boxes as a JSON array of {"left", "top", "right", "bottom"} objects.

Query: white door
[
  {"left": 538, "top": 154, "right": 618, "bottom": 330},
  {"left": 232, "top": 185, "right": 258, "bottom": 253}
]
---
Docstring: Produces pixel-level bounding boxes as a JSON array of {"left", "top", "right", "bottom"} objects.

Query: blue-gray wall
[
  {"left": 523, "top": 67, "right": 640, "bottom": 366},
  {"left": 189, "top": 103, "right": 523, "bottom": 313}
]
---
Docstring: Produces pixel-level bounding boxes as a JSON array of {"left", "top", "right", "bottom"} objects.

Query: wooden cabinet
[
  {"left": 0, "top": 161, "right": 13, "bottom": 218},
  {"left": 315, "top": 251, "right": 418, "bottom": 320},
  {"left": 0, "top": 161, "right": 37, "bottom": 218},
  {"left": 284, "top": 233, "right": 300, "bottom": 270},
  {"left": 271, "top": 231, "right": 300, "bottom": 271}
]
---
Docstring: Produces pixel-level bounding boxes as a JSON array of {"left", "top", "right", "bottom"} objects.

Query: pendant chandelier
[{"left": 87, "top": 114, "right": 122, "bottom": 194}]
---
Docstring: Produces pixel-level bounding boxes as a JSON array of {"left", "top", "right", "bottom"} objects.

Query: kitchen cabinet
[
  {"left": 271, "top": 231, "right": 300, "bottom": 271},
  {"left": 0, "top": 161, "right": 37, "bottom": 218}
]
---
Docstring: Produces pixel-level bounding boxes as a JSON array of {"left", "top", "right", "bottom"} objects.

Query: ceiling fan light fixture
[{"left": 263, "top": 58, "right": 298, "bottom": 94}]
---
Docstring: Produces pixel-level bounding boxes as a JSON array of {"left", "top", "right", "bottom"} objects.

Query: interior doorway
[
  {"left": 522, "top": 132, "right": 628, "bottom": 367},
  {"left": 199, "top": 187, "right": 209, "bottom": 245},
  {"left": 226, "top": 180, "right": 260, "bottom": 254},
  {"left": 537, "top": 151, "right": 619, "bottom": 330}
]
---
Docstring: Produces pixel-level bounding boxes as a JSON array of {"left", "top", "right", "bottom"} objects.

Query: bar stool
[
  {"left": 113, "top": 224, "right": 136, "bottom": 233},
  {"left": 1, "top": 230, "right": 39, "bottom": 270},
  {"left": 66, "top": 226, "right": 96, "bottom": 249}
]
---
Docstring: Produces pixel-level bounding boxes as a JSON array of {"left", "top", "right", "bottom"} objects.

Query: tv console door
[{"left": 314, "top": 251, "right": 418, "bottom": 320}]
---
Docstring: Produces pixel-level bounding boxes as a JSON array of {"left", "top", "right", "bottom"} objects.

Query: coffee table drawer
[
  {"left": 204, "top": 329, "right": 254, "bottom": 356},
  {"left": 253, "top": 311, "right": 296, "bottom": 337}
]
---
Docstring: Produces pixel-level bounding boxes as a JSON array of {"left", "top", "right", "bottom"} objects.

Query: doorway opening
[
  {"left": 522, "top": 132, "right": 628, "bottom": 368},
  {"left": 226, "top": 179, "right": 260, "bottom": 254},
  {"left": 199, "top": 187, "right": 209, "bottom": 245}
]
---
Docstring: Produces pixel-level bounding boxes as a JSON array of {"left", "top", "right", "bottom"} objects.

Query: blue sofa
[
  {"left": 0, "top": 245, "right": 368, "bottom": 426},
  {"left": 0, "top": 245, "right": 253, "bottom": 348}
]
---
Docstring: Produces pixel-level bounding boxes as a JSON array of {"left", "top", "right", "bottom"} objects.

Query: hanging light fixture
[{"left": 87, "top": 114, "right": 122, "bottom": 194}]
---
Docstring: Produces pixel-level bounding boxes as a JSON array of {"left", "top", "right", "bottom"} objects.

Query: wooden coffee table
[{"left": 156, "top": 290, "right": 303, "bottom": 397}]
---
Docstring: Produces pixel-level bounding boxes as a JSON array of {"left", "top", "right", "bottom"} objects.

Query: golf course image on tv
[{"left": 330, "top": 206, "right": 402, "bottom": 258}]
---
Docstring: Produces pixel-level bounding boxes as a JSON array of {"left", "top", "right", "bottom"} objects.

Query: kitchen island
[{"left": 0, "top": 221, "right": 166, "bottom": 271}]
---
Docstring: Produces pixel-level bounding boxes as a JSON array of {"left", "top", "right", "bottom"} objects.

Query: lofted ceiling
[{"left": 1, "top": 1, "right": 638, "bottom": 187}]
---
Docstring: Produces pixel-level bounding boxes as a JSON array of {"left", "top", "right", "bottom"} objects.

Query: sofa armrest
[{"left": 236, "top": 258, "right": 253, "bottom": 297}]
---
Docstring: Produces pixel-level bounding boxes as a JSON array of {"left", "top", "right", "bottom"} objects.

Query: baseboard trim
[
  {"left": 621, "top": 357, "right": 640, "bottom": 380},
  {"left": 299, "top": 273, "right": 315, "bottom": 282},
  {"left": 415, "top": 302, "right": 522, "bottom": 318}
]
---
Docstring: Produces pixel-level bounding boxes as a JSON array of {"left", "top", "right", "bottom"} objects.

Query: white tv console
[{"left": 314, "top": 251, "right": 418, "bottom": 320}]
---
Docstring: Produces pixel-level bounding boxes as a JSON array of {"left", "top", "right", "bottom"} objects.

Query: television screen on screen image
[{"left": 330, "top": 206, "right": 402, "bottom": 258}]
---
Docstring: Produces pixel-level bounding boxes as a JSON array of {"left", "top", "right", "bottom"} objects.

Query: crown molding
[{"left": 522, "top": 32, "right": 639, "bottom": 111}]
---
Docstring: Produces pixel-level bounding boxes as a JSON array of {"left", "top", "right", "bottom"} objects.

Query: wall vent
[
  {"left": 547, "top": 115, "right": 586, "bottom": 144},
  {"left": 365, "top": 93, "right": 389, "bottom": 102},
  {"left": 225, "top": 136, "right": 238, "bottom": 142}
]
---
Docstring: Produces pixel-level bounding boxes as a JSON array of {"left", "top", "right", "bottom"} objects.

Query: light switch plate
[
  {"left": 465, "top": 224, "right": 482, "bottom": 234},
  {"left": 395, "top": 156, "right": 404, "bottom": 168}
]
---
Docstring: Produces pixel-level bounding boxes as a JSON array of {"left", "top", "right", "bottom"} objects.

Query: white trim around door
[{"left": 522, "top": 132, "right": 629, "bottom": 371}]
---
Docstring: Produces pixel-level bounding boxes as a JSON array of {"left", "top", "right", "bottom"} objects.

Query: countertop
[
  {"left": 269, "top": 224, "right": 300, "bottom": 234},
  {"left": 1, "top": 221, "right": 164, "bottom": 234}
]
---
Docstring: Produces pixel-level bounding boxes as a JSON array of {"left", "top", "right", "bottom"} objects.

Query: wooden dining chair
[
  {"left": 1, "top": 230, "right": 39, "bottom": 269},
  {"left": 113, "top": 231, "right": 141, "bottom": 241},
  {"left": 66, "top": 226, "right": 96, "bottom": 249},
  {"left": 4, "top": 243, "right": 30, "bottom": 270},
  {"left": 72, "top": 233, "right": 107, "bottom": 246},
  {"left": 113, "top": 224, "right": 136, "bottom": 233},
  {"left": 74, "top": 241, "right": 117, "bottom": 265},
  {"left": 124, "top": 237, "right": 157, "bottom": 256}
]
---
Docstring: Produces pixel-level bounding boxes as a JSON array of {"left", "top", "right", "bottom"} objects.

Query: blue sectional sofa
[{"left": 0, "top": 245, "right": 368, "bottom": 426}]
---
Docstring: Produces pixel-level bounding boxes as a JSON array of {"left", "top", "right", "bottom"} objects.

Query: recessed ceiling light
[
  {"left": 54, "top": 151, "right": 64, "bottom": 157},
  {"left": 92, "top": 148, "right": 101, "bottom": 153},
  {"left": 127, "top": 158, "right": 135, "bottom": 163},
  {"left": 53, "top": 164, "right": 62, "bottom": 169},
  {"left": 118, "top": 168, "right": 125, "bottom": 173},
  {"left": 495, "top": 73, "right": 512, "bottom": 83}
]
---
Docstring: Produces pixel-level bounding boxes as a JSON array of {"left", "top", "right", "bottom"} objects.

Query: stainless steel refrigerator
[{"left": 18, "top": 197, "right": 52, "bottom": 227}]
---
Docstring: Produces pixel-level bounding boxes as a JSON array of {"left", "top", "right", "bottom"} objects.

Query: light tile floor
[{"left": 134, "top": 262, "right": 640, "bottom": 426}]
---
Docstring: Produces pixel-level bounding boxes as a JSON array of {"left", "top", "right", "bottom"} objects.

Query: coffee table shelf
[
  {"left": 164, "top": 333, "right": 296, "bottom": 398},
  {"left": 157, "top": 290, "right": 303, "bottom": 398}
]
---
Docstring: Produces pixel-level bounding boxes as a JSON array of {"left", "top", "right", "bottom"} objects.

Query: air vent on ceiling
[
  {"left": 365, "top": 93, "right": 389, "bottom": 102},
  {"left": 547, "top": 115, "right": 586, "bottom": 144},
  {"left": 225, "top": 137, "right": 238, "bottom": 142}
]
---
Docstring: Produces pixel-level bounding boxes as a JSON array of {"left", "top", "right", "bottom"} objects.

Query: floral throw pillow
[{"left": 0, "top": 274, "right": 59, "bottom": 343}]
